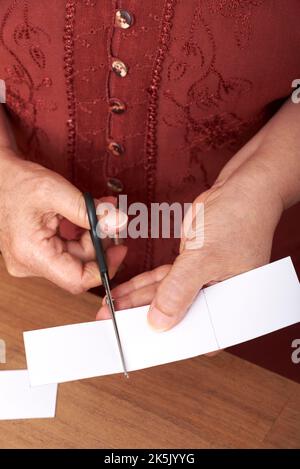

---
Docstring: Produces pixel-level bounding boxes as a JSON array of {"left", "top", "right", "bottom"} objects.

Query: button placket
[{"left": 106, "top": 7, "right": 134, "bottom": 192}]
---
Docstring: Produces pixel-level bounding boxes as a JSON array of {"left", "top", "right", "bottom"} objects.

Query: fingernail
[
  {"left": 94, "top": 270, "right": 101, "bottom": 281},
  {"left": 98, "top": 205, "right": 128, "bottom": 236},
  {"left": 147, "top": 305, "right": 174, "bottom": 332}
]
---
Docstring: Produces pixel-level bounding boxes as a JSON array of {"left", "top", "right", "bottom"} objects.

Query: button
[
  {"left": 107, "top": 141, "right": 124, "bottom": 156},
  {"left": 115, "top": 10, "right": 134, "bottom": 29},
  {"left": 107, "top": 177, "right": 124, "bottom": 193},
  {"left": 112, "top": 59, "right": 128, "bottom": 77},
  {"left": 109, "top": 98, "right": 126, "bottom": 114}
]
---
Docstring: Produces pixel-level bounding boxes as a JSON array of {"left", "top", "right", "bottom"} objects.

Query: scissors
[{"left": 84, "top": 192, "right": 129, "bottom": 378}]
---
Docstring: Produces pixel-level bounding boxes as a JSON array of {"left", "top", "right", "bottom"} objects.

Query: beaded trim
[
  {"left": 143, "top": 0, "right": 177, "bottom": 271},
  {"left": 63, "top": 0, "right": 76, "bottom": 181}
]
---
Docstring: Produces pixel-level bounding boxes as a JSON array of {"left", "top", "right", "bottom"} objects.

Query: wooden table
[{"left": 0, "top": 257, "right": 299, "bottom": 449}]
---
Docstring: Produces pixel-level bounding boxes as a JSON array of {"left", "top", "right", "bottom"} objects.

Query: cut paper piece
[
  {"left": 0, "top": 370, "right": 57, "bottom": 420},
  {"left": 24, "top": 257, "right": 300, "bottom": 386},
  {"left": 204, "top": 256, "right": 300, "bottom": 349}
]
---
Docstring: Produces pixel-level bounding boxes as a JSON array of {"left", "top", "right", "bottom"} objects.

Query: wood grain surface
[{"left": 0, "top": 257, "right": 299, "bottom": 449}]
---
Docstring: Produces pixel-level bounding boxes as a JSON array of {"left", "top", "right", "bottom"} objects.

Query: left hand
[{"left": 96, "top": 159, "right": 283, "bottom": 331}]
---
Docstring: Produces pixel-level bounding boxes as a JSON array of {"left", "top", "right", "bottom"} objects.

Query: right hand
[{"left": 0, "top": 149, "right": 127, "bottom": 293}]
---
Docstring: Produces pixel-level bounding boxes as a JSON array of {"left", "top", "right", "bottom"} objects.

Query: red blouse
[{"left": 0, "top": 1, "right": 300, "bottom": 380}]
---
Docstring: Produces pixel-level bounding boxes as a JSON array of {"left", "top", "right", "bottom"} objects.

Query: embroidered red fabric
[{"left": 0, "top": 0, "right": 300, "bottom": 380}]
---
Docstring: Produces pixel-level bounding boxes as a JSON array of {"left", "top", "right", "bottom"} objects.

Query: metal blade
[{"left": 102, "top": 272, "right": 129, "bottom": 378}]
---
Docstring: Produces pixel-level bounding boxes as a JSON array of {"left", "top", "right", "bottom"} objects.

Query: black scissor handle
[{"left": 84, "top": 192, "right": 108, "bottom": 276}]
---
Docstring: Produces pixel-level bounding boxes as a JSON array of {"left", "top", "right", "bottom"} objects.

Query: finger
[
  {"left": 38, "top": 250, "right": 101, "bottom": 293},
  {"left": 49, "top": 179, "right": 122, "bottom": 232},
  {"left": 35, "top": 239, "right": 127, "bottom": 293},
  {"left": 96, "top": 304, "right": 111, "bottom": 320},
  {"left": 96, "top": 283, "right": 159, "bottom": 320},
  {"left": 57, "top": 197, "right": 118, "bottom": 242},
  {"left": 49, "top": 179, "right": 91, "bottom": 229},
  {"left": 66, "top": 230, "right": 112, "bottom": 262},
  {"left": 180, "top": 197, "right": 205, "bottom": 252},
  {"left": 105, "top": 244, "right": 128, "bottom": 279},
  {"left": 66, "top": 230, "right": 95, "bottom": 261},
  {"left": 97, "top": 202, "right": 128, "bottom": 237},
  {"left": 148, "top": 250, "right": 214, "bottom": 331},
  {"left": 58, "top": 218, "right": 84, "bottom": 241},
  {"left": 107, "top": 264, "right": 171, "bottom": 300}
]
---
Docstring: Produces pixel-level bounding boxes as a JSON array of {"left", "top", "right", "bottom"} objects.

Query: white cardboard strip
[
  {"left": 24, "top": 257, "right": 300, "bottom": 386},
  {"left": 0, "top": 370, "right": 57, "bottom": 420},
  {"left": 204, "top": 256, "right": 300, "bottom": 349},
  {"left": 24, "top": 293, "right": 217, "bottom": 385}
]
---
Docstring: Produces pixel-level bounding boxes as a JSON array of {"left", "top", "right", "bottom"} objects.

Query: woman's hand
[
  {"left": 97, "top": 99, "right": 300, "bottom": 330},
  {"left": 97, "top": 158, "right": 283, "bottom": 330},
  {"left": 0, "top": 148, "right": 127, "bottom": 293}
]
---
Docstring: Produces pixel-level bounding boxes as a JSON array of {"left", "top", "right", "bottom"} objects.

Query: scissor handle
[{"left": 84, "top": 192, "right": 108, "bottom": 276}]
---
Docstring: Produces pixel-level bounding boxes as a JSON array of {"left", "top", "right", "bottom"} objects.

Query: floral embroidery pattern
[
  {"left": 207, "top": 0, "right": 264, "bottom": 49},
  {"left": 162, "top": 0, "right": 264, "bottom": 173},
  {"left": 0, "top": 0, "right": 55, "bottom": 163}
]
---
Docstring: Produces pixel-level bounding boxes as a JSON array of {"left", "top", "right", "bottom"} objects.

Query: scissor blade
[{"left": 102, "top": 273, "right": 129, "bottom": 378}]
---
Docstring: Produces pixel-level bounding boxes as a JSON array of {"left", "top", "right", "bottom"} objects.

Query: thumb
[
  {"left": 50, "top": 178, "right": 90, "bottom": 229},
  {"left": 148, "top": 250, "right": 209, "bottom": 331},
  {"left": 50, "top": 178, "right": 126, "bottom": 233}
]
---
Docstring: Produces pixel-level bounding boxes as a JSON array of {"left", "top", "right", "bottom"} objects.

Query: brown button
[
  {"left": 107, "top": 141, "right": 124, "bottom": 156},
  {"left": 109, "top": 98, "right": 126, "bottom": 114},
  {"left": 115, "top": 10, "right": 134, "bottom": 29},
  {"left": 107, "top": 177, "right": 124, "bottom": 193},
  {"left": 112, "top": 59, "right": 128, "bottom": 77}
]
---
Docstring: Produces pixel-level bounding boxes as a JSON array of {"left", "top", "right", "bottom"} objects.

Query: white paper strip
[
  {"left": 24, "top": 293, "right": 217, "bottom": 385},
  {"left": 0, "top": 370, "right": 57, "bottom": 420},
  {"left": 204, "top": 256, "right": 300, "bottom": 349},
  {"left": 24, "top": 257, "right": 300, "bottom": 386}
]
